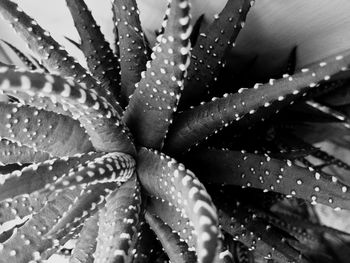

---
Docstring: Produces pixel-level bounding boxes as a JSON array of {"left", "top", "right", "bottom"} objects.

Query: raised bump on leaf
[
  {"left": 145, "top": 211, "right": 197, "bottom": 263},
  {"left": 0, "top": 139, "right": 50, "bottom": 165},
  {"left": 0, "top": 0, "right": 98, "bottom": 89},
  {"left": 137, "top": 148, "right": 218, "bottom": 263},
  {"left": 0, "top": 67, "right": 135, "bottom": 155},
  {"left": 147, "top": 195, "right": 196, "bottom": 249},
  {"left": 124, "top": 0, "right": 191, "bottom": 149},
  {"left": 0, "top": 188, "right": 78, "bottom": 262},
  {"left": 187, "top": 149, "right": 350, "bottom": 210},
  {"left": 131, "top": 218, "right": 160, "bottom": 263},
  {"left": 0, "top": 151, "right": 135, "bottom": 201},
  {"left": 66, "top": 0, "right": 121, "bottom": 104},
  {"left": 69, "top": 213, "right": 98, "bottom": 263},
  {"left": 45, "top": 183, "right": 119, "bottom": 255},
  {"left": 94, "top": 175, "right": 141, "bottom": 263},
  {"left": 0, "top": 191, "right": 47, "bottom": 226},
  {"left": 165, "top": 50, "right": 350, "bottom": 154},
  {"left": 0, "top": 102, "right": 92, "bottom": 157},
  {"left": 210, "top": 185, "right": 306, "bottom": 262},
  {"left": 112, "top": 0, "right": 149, "bottom": 104},
  {"left": 179, "top": 0, "right": 254, "bottom": 108},
  {"left": 219, "top": 205, "right": 303, "bottom": 262}
]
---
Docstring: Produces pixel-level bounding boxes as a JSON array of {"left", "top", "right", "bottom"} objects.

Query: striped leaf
[
  {"left": 0, "top": 67, "right": 135, "bottom": 155},
  {"left": 179, "top": 0, "right": 254, "bottom": 108},
  {"left": 145, "top": 211, "right": 197, "bottom": 263},
  {"left": 0, "top": 151, "right": 135, "bottom": 201},
  {"left": 0, "top": 0, "right": 98, "bottom": 88},
  {"left": 146, "top": 195, "right": 196, "bottom": 249},
  {"left": 137, "top": 148, "right": 218, "bottom": 263},
  {"left": 94, "top": 175, "right": 141, "bottom": 263}
]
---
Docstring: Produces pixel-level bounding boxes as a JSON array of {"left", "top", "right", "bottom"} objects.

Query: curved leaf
[
  {"left": 0, "top": 188, "right": 79, "bottom": 262},
  {"left": 0, "top": 191, "right": 47, "bottom": 226},
  {"left": 0, "top": 139, "right": 50, "bottom": 165},
  {"left": 69, "top": 213, "right": 98, "bottom": 263},
  {"left": 187, "top": 149, "right": 350, "bottom": 210},
  {"left": 124, "top": 0, "right": 191, "bottom": 149},
  {"left": 1, "top": 40, "right": 38, "bottom": 70},
  {"left": 45, "top": 182, "right": 118, "bottom": 254},
  {"left": 66, "top": 0, "right": 121, "bottom": 103},
  {"left": 137, "top": 148, "right": 218, "bottom": 263},
  {"left": 0, "top": 102, "right": 92, "bottom": 157},
  {"left": 145, "top": 211, "right": 197, "bottom": 263},
  {"left": 0, "top": 0, "right": 98, "bottom": 90},
  {"left": 218, "top": 203, "right": 304, "bottom": 262},
  {"left": 0, "top": 67, "right": 135, "bottom": 155},
  {"left": 0, "top": 151, "right": 135, "bottom": 201},
  {"left": 146, "top": 195, "right": 196, "bottom": 249},
  {"left": 94, "top": 175, "right": 141, "bottom": 263},
  {"left": 112, "top": 0, "right": 149, "bottom": 104},
  {"left": 179, "top": 0, "right": 254, "bottom": 108},
  {"left": 165, "top": 50, "right": 350, "bottom": 154}
]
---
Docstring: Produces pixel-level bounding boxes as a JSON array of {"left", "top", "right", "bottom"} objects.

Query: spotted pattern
[
  {"left": 147, "top": 195, "right": 196, "bottom": 249},
  {"left": 69, "top": 213, "right": 99, "bottom": 263},
  {"left": 0, "top": 182, "right": 118, "bottom": 263},
  {"left": 112, "top": 0, "right": 149, "bottom": 104},
  {"left": 145, "top": 211, "right": 197, "bottom": 263},
  {"left": 124, "top": 0, "right": 191, "bottom": 149},
  {"left": 0, "top": 102, "right": 92, "bottom": 157},
  {"left": 0, "top": 0, "right": 98, "bottom": 90},
  {"left": 213, "top": 187, "right": 305, "bottom": 262},
  {"left": 166, "top": 50, "right": 350, "bottom": 154},
  {"left": 0, "top": 188, "right": 78, "bottom": 263},
  {"left": 95, "top": 175, "right": 141, "bottom": 263},
  {"left": 0, "top": 0, "right": 349, "bottom": 261},
  {"left": 180, "top": 0, "right": 254, "bottom": 109},
  {"left": 0, "top": 151, "right": 135, "bottom": 201},
  {"left": 0, "top": 139, "right": 50, "bottom": 165},
  {"left": 137, "top": 148, "right": 218, "bottom": 263},
  {"left": 0, "top": 191, "right": 47, "bottom": 227},
  {"left": 0, "top": 68, "right": 135, "bottom": 155},
  {"left": 66, "top": 0, "right": 121, "bottom": 105},
  {"left": 187, "top": 149, "right": 350, "bottom": 211}
]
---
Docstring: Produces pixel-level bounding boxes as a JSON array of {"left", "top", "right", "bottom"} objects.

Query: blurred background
[
  {"left": 1, "top": 1, "right": 350, "bottom": 262},
  {"left": 1, "top": 0, "right": 350, "bottom": 71}
]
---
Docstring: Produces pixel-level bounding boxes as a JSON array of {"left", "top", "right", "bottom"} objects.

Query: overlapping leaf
[
  {"left": 187, "top": 149, "right": 350, "bottom": 210},
  {"left": 166, "top": 50, "right": 350, "bottom": 154},
  {"left": 94, "top": 175, "right": 141, "bottom": 262},
  {"left": 0, "top": 67, "right": 135, "bottom": 155},
  {"left": 179, "top": 0, "right": 254, "bottom": 108},
  {"left": 137, "top": 148, "right": 218, "bottom": 263},
  {"left": 112, "top": 0, "right": 149, "bottom": 104},
  {"left": 66, "top": 0, "right": 121, "bottom": 103},
  {"left": 124, "top": 0, "right": 191, "bottom": 149}
]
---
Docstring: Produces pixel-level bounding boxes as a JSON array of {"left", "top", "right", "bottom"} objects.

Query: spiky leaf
[
  {"left": 124, "top": 0, "right": 191, "bottom": 149},
  {"left": 137, "top": 148, "right": 218, "bottom": 263}
]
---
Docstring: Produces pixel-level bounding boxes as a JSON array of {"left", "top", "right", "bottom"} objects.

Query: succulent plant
[{"left": 1, "top": 0, "right": 350, "bottom": 262}]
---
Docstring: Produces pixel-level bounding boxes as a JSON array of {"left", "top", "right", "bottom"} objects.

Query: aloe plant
[{"left": 0, "top": 0, "right": 350, "bottom": 262}]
